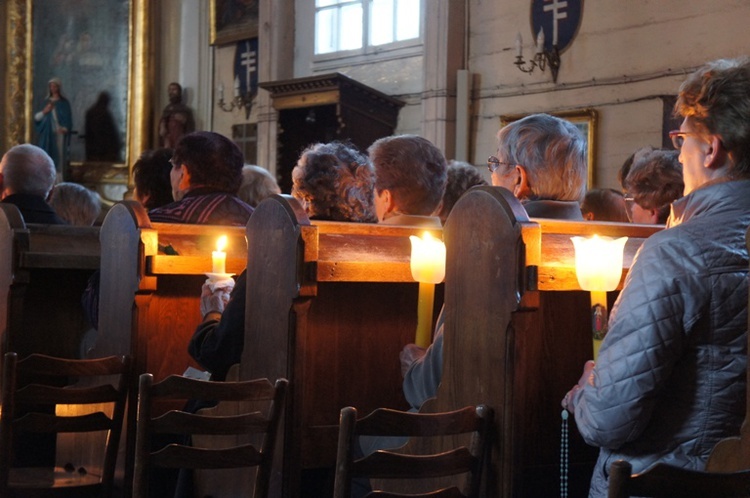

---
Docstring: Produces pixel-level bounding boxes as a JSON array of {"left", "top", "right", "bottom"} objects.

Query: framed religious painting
[
  {"left": 210, "top": 0, "right": 260, "bottom": 46},
  {"left": 501, "top": 109, "right": 598, "bottom": 187},
  {"left": 3, "top": 0, "right": 153, "bottom": 173},
  {"left": 4, "top": 0, "right": 152, "bottom": 199}
]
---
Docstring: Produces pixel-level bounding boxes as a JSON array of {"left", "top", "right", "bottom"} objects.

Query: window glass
[{"left": 315, "top": 0, "right": 420, "bottom": 55}]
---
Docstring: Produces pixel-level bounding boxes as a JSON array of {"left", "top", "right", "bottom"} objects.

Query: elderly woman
[
  {"left": 291, "top": 141, "right": 377, "bottom": 223},
  {"left": 564, "top": 57, "right": 750, "bottom": 497}
]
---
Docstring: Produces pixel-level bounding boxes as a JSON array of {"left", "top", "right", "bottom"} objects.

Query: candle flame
[
  {"left": 216, "top": 235, "right": 228, "bottom": 252},
  {"left": 409, "top": 232, "right": 446, "bottom": 284}
]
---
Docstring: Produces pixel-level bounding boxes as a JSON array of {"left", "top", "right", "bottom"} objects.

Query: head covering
[{"left": 47, "top": 77, "right": 63, "bottom": 97}]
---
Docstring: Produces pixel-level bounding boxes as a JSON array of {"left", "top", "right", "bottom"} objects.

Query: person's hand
[
  {"left": 200, "top": 281, "right": 233, "bottom": 318},
  {"left": 43, "top": 102, "right": 54, "bottom": 114},
  {"left": 58, "top": 127, "right": 68, "bottom": 135},
  {"left": 399, "top": 343, "right": 426, "bottom": 377},
  {"left": 561, "top": 360, "right": 595, "bottom": 412}
]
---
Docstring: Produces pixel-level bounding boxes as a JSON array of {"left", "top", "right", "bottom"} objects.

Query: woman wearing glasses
[{"left": 564, "top": 58, "right": 750, "bottom": 497}]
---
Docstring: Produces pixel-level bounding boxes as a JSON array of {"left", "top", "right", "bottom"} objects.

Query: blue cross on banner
[
  {"left": 531, "top": 0, "right": 582, "bottom": 53},
  {"left": 233, "top": 38, "right": 258, "bottom": 98}
]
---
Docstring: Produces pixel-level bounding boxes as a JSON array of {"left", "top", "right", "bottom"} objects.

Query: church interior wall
[{"left": 7, "top": 1, "right": 743, "bottom": 190}]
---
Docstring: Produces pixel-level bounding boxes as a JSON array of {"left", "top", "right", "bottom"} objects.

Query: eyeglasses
[
  {"left": 487, "top": 156, "right": 514, "bottom": 174},
  {"left": 668, "top": 130, "right": 699, "bottom": 149},
  {"left": 623, "top": 196, "right": 636, "bottom": 222}
]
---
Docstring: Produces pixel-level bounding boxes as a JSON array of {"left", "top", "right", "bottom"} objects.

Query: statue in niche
[{"left": 158, "top": 82, "right": 195, "bottom": 148}]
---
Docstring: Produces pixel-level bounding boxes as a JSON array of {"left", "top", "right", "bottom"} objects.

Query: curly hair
[
  {"left": 133, "top": 148, "right": 174, "bottom": 210},
  {"left": 437, "top": 160, "right": 488, "bottom": 223},
  {"left": 171, "top": 132, "right": 244, "bottom": 192},
  {"left": 292, "top": 142, "right": 377, "bottom": 223},
  {"left": 624, "top": 149, "right": 683, "bottom": 224},
  {"left": 675, "top": 57, "right": 750, "bottom": 178},
  {"left": 369, "top": 135, "right": 447, "bottom": 216}
]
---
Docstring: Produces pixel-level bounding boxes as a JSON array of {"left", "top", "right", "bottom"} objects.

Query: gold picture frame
[
  {"left": 3, "top": 0, "right": 152, "bottom": 182},
  {"left": 500, "top": 109, "right": 598, "bottom": 187},
  {"left": 210, "top": 0, "right": 259, "bottom": 46}
]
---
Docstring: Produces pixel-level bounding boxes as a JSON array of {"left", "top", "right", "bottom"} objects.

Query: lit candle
[
  {"left": 515, "top": 32, "right": 523, "bottom": 58},
  {"left": 535, "top": 28, "right": 545, "bottom": 54},
  {"left": 212, "top": 235, "right": 228, "bottom": 274},
  {"left": 233, "top": 75, "right": 241, "bottom": 98},
  {"left": 409, "top": 232, "right": 446, "bottom": 348},
  {"left": 571, "top": 235, "right": 628, "bottom": 360}
]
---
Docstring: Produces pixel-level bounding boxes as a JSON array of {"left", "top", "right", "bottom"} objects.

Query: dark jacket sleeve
[{"left": 188, "top": 270, "right": 247, "bottom": 381}]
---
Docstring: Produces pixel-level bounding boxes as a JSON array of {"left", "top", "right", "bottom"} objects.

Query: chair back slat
[
  {"left": 133, "top": 373, "right": 287, "bottom": 498},
  {"left": 14, "top": 412, "right": 115, "bottom": 433},
  {"left": 354, "top": 447, "right": 476, "bottom": 479},
  {"left": 149, "top": 443, "right": 263, "bottom": 469},
  {"left": 369, "top": 488, "right": 466, "bottom": 498},
  {"left": 356, "top": 406, "right": 484, "bottom": 437},
  {"left": 152, "top": 410, "right": 269, "bottom": 435},
  {"left": 16, "top": 384, "right": 122, "bottom": 404},
  {"left": 150, "top": 374, "right": 277, "bottom": 401}
]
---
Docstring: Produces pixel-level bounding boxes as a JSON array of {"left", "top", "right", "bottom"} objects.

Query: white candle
[
  {"left": 218, "top": 82, "right": 224, "bottom": 101},
  {"left": 409, "top": 232, "right": 446, "bottom": 284},
  {"left": 536, "top": 28, "right": 545, "bottom": 54},
  {"left": 409, "top": 232, "right": 446, "bottom": 347},
  {"left": 212, "top": 235, "right": 228, "bottom": 274},
  {"left": 233, "top": 75, "right": 241, "bottom": 98},
  {"left": 515, "top": 32, "right": 523, "bottom": 58}
]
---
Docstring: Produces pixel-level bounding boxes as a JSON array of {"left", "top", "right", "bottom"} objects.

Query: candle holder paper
[{"left": 571, "top": 235, "right": 627, "bottom": 360}]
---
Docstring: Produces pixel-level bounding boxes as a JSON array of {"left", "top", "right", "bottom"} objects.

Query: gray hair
[
  {"left": 1, "top": 144, "right": 57, "bottom": 197},
  {"left": 496, "top": 113, "right": 587, "bottom": 202},
  {"left": 237, "top": 165, "right": 281, "bottom": 207},
  {"left": 49, "top": 182, "right": 102, "bottom": 226}
]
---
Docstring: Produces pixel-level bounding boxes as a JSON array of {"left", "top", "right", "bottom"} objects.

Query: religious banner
[
  {"left": 531, "top": 0, "right": 583, "bottom": 52},
  {"left": 233, "top": 38, "right": 258, "bottom": 117}
]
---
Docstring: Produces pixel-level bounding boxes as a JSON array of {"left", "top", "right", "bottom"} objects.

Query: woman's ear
[
  {"left": 514, "top": 165, "right": 532, "bottom": 199},
  {"left": 704, "top": 135, "right": 728, "bottom": 170}
]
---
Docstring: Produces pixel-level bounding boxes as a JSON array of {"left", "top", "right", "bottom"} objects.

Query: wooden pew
[
  {"left": 241, "top": 194, "right": 443, "bottom": 498},
  {"left": 0, "top": 203, "right": 104, "bottom": 486},
  {"left": 0, "top": 203, "right": 99, "bottom": 363},
  {"left": 385, "top": 187, "right": 662, "bottom": 497},
  {"left": 96, "top": 200, "right": 247, "bottom": 388},
  {"left": 95, "top": 200, "right": 248, "bottom": 493}
]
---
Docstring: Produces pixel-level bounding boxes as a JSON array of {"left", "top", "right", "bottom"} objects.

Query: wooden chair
[
  {"left": 132, "top": 373, "right": 288, "bottom": 498},
  {"left": 0, "top": 352, "right": 131, "bottom": 497},
  {"left": 333, "top": 404, "right": 493, "bottom": 498},
  {"left": 607, "top": 459, "right": 750, "bottom": 497}
]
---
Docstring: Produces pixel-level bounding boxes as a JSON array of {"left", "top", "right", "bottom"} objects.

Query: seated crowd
[{"left": 1, "top": 56, "right": 749, "bottom": 498}]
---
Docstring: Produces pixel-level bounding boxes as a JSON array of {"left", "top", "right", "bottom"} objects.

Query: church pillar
[
  {"left": 257, "top": 0, "right": 295, "bottom": 178},
  {"left": 421, "top": 0, "right": 467, "bottom": 161}
]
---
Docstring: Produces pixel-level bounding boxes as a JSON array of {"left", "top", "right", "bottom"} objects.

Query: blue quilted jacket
[{"left": 572, "top": 179, "right": 750, "bottom": 497}]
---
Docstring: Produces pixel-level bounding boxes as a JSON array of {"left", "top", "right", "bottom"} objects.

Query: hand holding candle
[{"left": 409, "top": 232, "right": 446, "bottom": 348}]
